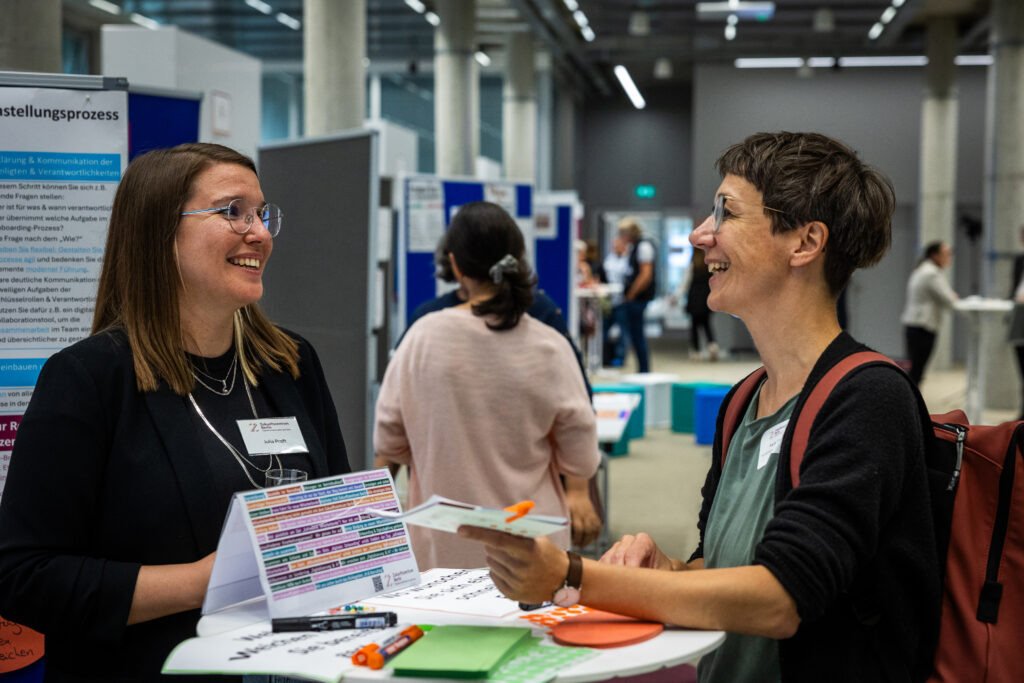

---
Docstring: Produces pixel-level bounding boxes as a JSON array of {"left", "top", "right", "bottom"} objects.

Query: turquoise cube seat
[{"left": 672, "top": 382, "right": 731, "bottom": 434}]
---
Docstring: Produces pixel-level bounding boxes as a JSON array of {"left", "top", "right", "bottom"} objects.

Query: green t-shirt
[{"left": 697, "top": 382, "right": 798, "bottom": 683}]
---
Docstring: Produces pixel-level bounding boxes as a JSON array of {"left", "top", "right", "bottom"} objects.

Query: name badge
[
  {"left": 758, "top": 419, "right": 789, "bottom": 470},
  {"left": 237, "top": 417, "right": 309, "bottom": 455}
]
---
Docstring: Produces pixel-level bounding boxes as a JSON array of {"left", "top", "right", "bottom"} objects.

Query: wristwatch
[{"left": 551, "top": 551, "right": 583, "bottom": 607}]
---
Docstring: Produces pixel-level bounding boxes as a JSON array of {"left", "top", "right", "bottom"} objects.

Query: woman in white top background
[{"left": 900, "top": 240, "right": 959, "bottom": 385}]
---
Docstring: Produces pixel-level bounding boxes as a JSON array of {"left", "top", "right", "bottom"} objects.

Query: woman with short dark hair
[
  {"left": 374, "top": 201, "right": 599, "bottom": 570},
  {"left": 462, "top": 133, "right": 940, "bottom": 683}
]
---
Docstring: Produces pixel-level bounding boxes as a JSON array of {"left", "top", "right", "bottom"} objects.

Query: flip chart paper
[
  {"left": 358, "top": 568, "right": 524, "bottom": 619},
  {"left": 164, "top": 619, "right": 403, "bottom": 682},
  {"left": 203, "top": 469, "right": 420, "bottom": 619},
  {"left": 366, "top": 494, "right": 568, "bottom": 538}
]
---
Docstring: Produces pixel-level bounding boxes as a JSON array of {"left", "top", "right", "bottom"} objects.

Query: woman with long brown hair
[{"left": 0, "top": 143, "right": 350, "bottom": 680}]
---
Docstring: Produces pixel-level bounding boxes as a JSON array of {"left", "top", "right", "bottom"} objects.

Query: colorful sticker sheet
[{"left": 204, "top": 469, "right": 420, "bottom": 619}]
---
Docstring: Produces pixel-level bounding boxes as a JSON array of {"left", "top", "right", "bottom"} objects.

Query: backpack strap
[
  {"left": 978, "top": 421, "right": 1024, "bottom": 623},
  {"left": 789, "top": 351, "right": 898, "bottom": 486},
  {"left": 720, "top": 367, "right": 768, "bottom": 467}
]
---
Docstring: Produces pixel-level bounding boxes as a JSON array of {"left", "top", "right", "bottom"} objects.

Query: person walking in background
[
  {"left": 900, "top": 241, "right": 959, "bottom": 385},
  {"left": 619, "top": 217, "right": 657, "bottom": 373},
  {"left": 1008, "top": 226, "right": 1024, "bottom": 420},
  {"left": 601, "top": 234, "right": 630, "bottom": 366},
  {"left": 685, "top": 249, "right": 719, "bottom": 360}
]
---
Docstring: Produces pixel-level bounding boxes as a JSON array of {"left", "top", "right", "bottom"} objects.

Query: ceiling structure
[{"left": 63, "top": 0, "right": 993, "bottom": 97}]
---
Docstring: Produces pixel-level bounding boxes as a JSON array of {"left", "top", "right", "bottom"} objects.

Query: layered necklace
[
  {"left": 191, "top": 350, "right": 238, "bottom": 395},
  {"left": 188, "top": 351, "right": 281, "bottom": 488}
]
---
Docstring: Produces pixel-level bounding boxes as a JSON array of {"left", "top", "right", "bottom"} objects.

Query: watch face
[{"left": 553, "top": 586, "right": 581, "bottom": 608}]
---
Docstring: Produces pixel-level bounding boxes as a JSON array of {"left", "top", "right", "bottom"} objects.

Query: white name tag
[
  {"left": 758, "top": 419, "right": 789, "bottom": 470},
  {"left": 237, "top": 417, "right": 309, "bottom": 455}
]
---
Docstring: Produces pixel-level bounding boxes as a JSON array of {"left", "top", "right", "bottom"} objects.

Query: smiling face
[
  {"left": 690, "top": 173, "right": 796, "bottom": 318},
  {"left": 175, "top": 162, "right": 272, "bottom": 324}
]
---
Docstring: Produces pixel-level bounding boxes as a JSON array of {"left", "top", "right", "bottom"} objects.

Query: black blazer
[{"left": 0, "top": 328, "right": 350, "bottom": 681}]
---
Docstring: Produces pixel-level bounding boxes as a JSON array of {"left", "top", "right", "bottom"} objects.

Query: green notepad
[{"left": 389, "top": 625, "right": 532, "bottom": 678}]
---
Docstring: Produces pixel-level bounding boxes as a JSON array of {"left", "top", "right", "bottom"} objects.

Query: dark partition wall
[{"left": 258, "top": 131, "right": 379, "bottom": 471}]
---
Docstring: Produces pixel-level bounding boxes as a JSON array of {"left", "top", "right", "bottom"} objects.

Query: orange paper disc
[
  {"left": 551, "top": 609, "right": 663, "bottom": 648},
  {"left": 0, "top": 616, "right": 45, "bottom": 673}
]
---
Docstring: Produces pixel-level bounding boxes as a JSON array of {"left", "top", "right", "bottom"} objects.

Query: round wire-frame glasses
[{"left": 180, "top": 198, "right": 282, "bottom": 237}]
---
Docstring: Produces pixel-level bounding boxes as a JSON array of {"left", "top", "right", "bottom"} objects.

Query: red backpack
[{"left": 721, "top": 351, "right": 1024, "bottom": 683}]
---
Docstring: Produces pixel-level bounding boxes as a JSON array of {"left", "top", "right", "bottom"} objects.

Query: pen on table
[
  {"left": 271, "top": 611, "right": 397, "bottom": 633},
  {"left": 352, "top": 625, "right": 425, "bottom": 669},
  {"left": 518, "top": 602, "right": 546, "bottom": 611}
]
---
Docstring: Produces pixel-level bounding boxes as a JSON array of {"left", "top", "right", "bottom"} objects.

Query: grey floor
[{"left": 589, "top": 337, "right": 1016, "bottom": 562}]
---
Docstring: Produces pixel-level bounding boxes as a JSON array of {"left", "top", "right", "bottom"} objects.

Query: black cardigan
[
  {"left": 692, "top": 333, "right": 941, "bottom": 682},
  {"left": 0, "top": 328, "right": 350, "bottom": 681}
]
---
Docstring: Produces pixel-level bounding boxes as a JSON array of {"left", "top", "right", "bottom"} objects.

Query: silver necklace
[
  {"left": 191, "top": 350, "right": 238, "bottom": 396},
  {"left": 188, "top": 375, "right": 281, "bottom": 488}
]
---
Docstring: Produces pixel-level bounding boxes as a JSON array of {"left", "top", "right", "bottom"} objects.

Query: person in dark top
[
  {"left": 619, "top": 217, "right": 657, "bottom": 372},
  {"left": 461, "top": 132, "right": 940, "bottom": 683},
  {"left": 1010, "top": 225, "right": 1024, "bottom": 420},
  {"left": 685, "top": 248, "right": 718, "bottom": 360},
  {"left": 0, "top": 143, "right": 350, "bottom": 681}
]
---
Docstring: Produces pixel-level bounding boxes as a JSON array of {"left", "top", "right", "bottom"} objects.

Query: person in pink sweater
[{"left": 374, "top": 201, "right": 600, "bottom": 570}]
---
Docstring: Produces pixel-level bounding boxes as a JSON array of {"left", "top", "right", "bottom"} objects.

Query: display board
[
  {"left": 127, "top": 87, "right": 201, "bottom": 160},
  {"left": 397, "top": 175, "right": 533, "bottom": 332},
  {"left": 0, "top": 71, "right": 130, "bottom": 681},
  {"left": 258, "top": 130, "right": 380, "bottom": 471},
  {"left": 534, "top": 191, "right": 581, "bottom": 341}
]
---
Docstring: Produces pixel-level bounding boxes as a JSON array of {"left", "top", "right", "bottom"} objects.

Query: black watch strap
[{"left": 564, "top": 551, "right": 582, "bottom": 589}]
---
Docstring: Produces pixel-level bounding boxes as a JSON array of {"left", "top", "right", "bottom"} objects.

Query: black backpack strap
[
  {"left": 977, "top": 421, "right": 1024, "bottom": 623},
  {"left": 788, "top": 351, "right": 898, "bottom": 485},
  {"left": 721, "top": 367, "right": 767, "bottom": 467}
]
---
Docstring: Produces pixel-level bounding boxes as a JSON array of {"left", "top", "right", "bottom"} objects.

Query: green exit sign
[{"left": 635, "top": 184, "right": 656, "bottom": 198}]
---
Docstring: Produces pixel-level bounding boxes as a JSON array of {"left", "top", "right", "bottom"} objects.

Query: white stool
[{"left": 620, "top": 372, "right": 681, "bottom": 428}]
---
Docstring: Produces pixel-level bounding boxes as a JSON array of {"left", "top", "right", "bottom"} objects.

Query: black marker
[{"left": 271, "top": 611, "right": 397, "bottom": 632}]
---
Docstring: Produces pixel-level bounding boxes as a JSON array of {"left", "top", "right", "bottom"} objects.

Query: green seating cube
[{"left": 672, "top": 382, "right": 732, "bottom": 434}]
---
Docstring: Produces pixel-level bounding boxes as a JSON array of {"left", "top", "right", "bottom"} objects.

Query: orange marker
[
  {"left": 504, "top": 500, "right": 534, "bottom": 523},
  {"left": 352, "top": 625, "right": 424, "bottom": 669}
]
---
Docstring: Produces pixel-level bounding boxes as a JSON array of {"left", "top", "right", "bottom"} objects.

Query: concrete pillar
[
  {"left": 535, "top": 64, "right": 553, "bottom": 191},
  {"left": 304, "top": 0, "right": 365, "bottom": 136},
  {"left": 982, "top": 0, "right": 1024, "bottom": 410},
  {"left": 919, "top": 17, "right": 959, "bottom": 372},
  {"left": 553, "top": 85, "right": 577, "bottom": 190},
  {"left": 0, "top": 0, "right": 61, "bottom": 73},
  {"left": 470, "top": 58, "right": 480, "bottom": 172},
  {"left": 434, "top": 0, "right": 475, "bottom": 176},
  {"left": 503, "top": 32, "right": 536, "bottom": 180}
]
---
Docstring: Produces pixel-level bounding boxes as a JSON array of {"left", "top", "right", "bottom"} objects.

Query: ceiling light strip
[
  {"left": 613, "top": 65, "right": 646, "bottom": 109},
  {"left": 734, "top": 55, "right": 993, "bottom": 69},
  {"left": 276, "top": 12, "right": 300, "bottom": 30},
  {"left": 130, "top": 13, "right": 160, "bottom": 30},
  {"left": 245, "top": 0, "right": 273, "bottom": 15},
  {"left": 89, "top": 0, "right": 121, "bottom": 14}
]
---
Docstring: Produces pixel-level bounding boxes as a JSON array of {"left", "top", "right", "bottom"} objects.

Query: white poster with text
[{"left": 0, "top": 86, "right": 127, "bottom": 499}]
